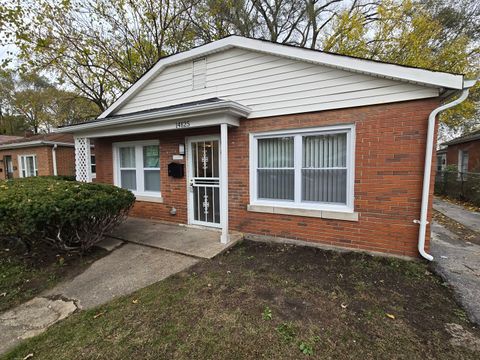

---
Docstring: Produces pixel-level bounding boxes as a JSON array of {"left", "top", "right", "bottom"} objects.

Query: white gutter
[
  {"left": 52, "top": 144, "right": 58, "bottom": 176},
  {"left": 0, "top": 141, "right": 74, "bottom": 150},
  {"left": 416, "top": 79, "right": 477, "bottom": 261},
  {"left": 54, "top": 100, "right": 251, "bottom": 134}
]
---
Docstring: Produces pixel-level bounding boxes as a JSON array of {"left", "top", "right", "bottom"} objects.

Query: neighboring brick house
[
  {"left": 55, "top": 36, "right": 476, "bottom": 259},
  {"left": 438, "top": 129, "right": 480, "bottom": 174},
  {"left": 0, "top": 133, "right": 76, "bottom": 179}
]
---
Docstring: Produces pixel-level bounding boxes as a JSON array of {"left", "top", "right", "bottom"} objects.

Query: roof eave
[
  {"left": 0, "top": 141, "right": 75, "bottom": 150},
  {"left": 55, "top": 100, "right": 251, "bottom": 134}
]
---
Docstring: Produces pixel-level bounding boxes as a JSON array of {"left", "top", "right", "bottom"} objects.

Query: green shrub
[
  {"left": 0, "top": 177, "right": 135, "bottom": 253},
  {"left": 38, "top": 175, "right": 76, "bottom": 181}
]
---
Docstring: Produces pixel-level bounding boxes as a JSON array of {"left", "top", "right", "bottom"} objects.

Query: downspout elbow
[{"left": 417, "top": 80, "right": 476, "bottom": 261}]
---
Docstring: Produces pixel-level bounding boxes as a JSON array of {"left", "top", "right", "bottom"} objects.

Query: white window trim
[
  {"left": 18, "top": 154, "right": 38, "bottom": 178},
  {"left": 249, "top": 124, "right": 355, "bottom": 213},
  {"left": 112, "top": 140, "right": 162, "bottom": 200},
  {"left": 90, "top": 154, "right": 97, "bottom": 179}
]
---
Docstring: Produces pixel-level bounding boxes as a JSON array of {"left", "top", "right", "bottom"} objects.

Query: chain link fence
[{"left": 435, "top": 170, "right": 480, "bottom": 206}]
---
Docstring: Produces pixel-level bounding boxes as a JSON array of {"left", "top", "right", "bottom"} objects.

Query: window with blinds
[
  {"left": 257, "top": 137, "right": 294, "bottom": 200},
  {"left": 302, "top": 134, "right": 347, "bottom": 204},
  {"left": 252, "top": 126, "right": 353, "bottom": 211}
]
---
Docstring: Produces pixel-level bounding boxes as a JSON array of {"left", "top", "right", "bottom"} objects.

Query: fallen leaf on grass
[
  {"left": 23, "top": 354, "right": 33, "bottom": 360},
  {"left": 386, "top": 313, "right": 395, "bottom": 320},
  {"left": 132, "top": 299, "right": 139, "bottom": 304},
  {"left": 341, "top": 303, "right": 348, "bottom": 309},
  {"left": 93, "top": 311, "right": 106, "bottom": 319}
]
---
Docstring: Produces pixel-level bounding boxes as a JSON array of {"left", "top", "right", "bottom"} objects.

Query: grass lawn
[
  {"left": 0, "top": 243, "right": 106, "bottom": 313},
  {"left": 3, "top": 240, "right": 480, "bottom": 359}
]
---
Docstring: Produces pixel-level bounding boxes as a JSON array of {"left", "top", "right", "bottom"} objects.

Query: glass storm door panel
[{"left": 189, "top": 138, "right": 220, "bottom": 226}]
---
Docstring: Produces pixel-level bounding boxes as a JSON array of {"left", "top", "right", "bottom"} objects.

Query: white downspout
[
  {"left": 416, "top": 80, "right": 477, "bottom": 260},
  {"left": 52, "top": 144, "right": 58, "bottom": 176}
]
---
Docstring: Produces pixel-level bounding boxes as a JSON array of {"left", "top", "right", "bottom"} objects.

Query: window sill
[
  {"left": 135, "top": 195, "right": 164, "bottom": 203},
  {"left": 247, "top": 204, "right": 358, "bottom": 222}
]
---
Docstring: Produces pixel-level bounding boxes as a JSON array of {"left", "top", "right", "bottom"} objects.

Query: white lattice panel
[{"left": 74, "top": 137, "right": 91, "bottom": 182}]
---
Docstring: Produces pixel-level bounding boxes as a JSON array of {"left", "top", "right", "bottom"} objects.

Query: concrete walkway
[
  {"left": 431, "top": 198, "right": 480, "bottom": 325},
  {"left": 434, "top": 197, "right": 480, "bottom": 233},
  {"left": 0, "top": 229, "right": 204, "bottom": 354},
  {"left": 44, "top": 243, "right": 198, "bottom": 310},
  {"left": 109, "top": 217, "right": 242, "bottom": 259}
]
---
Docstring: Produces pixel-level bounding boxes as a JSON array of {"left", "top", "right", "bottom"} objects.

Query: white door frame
[{"left": 186, "top": 134, "right": 222, "bottom": 229}]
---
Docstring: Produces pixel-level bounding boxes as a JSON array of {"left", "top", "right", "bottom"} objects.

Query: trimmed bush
[{"left": 0, "top": 177, "right": 135, "bottom": 253}]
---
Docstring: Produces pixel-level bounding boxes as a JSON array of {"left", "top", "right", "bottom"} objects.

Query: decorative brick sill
[{"left": 247, "top": 204, "right": 359, "bottom": 222}]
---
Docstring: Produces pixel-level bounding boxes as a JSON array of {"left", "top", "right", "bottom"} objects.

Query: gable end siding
[{"left": 115, "top": 47, "right": 439, "bottom": 118}]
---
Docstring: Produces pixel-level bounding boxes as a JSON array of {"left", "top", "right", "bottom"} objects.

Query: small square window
[{"left": 114, "top": 141, "right": 161, "bottom": 197}]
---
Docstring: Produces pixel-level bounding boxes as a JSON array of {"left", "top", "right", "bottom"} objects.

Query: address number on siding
[{"left": 176, "top": 121, "right": 190, "bottom": 129}]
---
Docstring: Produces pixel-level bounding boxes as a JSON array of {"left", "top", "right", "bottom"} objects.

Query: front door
[
  {"left": 187, "top": 136, "right": 221, "bottom": 227},
  {"left": 4, "top": 156, "right": 13, "bottom": 179}
]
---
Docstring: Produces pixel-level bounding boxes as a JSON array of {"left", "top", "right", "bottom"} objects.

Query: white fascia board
[
  {"left": 56, "top": 100, "right": 250, "bottom": 134},
  {"left": 74, "top": 115, "right": 240, "bottom": 139},
  {"left": 0, "top": 141, "right": 74, "bottom": 150},
  {"left": 98, "top": 36, "right": 464, "bottom": 119}
]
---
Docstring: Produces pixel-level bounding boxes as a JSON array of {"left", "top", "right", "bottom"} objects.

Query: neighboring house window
[
  {"left": 250, "top": 125, "right": 354, "bottom": 212},
  {"left": 113, "top": 140, "right": 161, "bottom": 197},
  {"left": 90, "top": 154, "right": 96, "bottom": 179},
  {"left": 458, "top": 150, "right": 469, "bottom": 180},
  {"left": 437, "top": 154, "right": 446, "bottom": 172},
  {"left": 19, "top": 155, "right": 38, "bottom": 178},
  {"left": 192, "top": 57, "right": 207, "bottom": 90}
]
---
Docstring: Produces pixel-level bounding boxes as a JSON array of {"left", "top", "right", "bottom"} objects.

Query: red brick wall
[
  {"left": 0, "top": 146, "right": 75, "bottom": 179},
  {"left": 446, "top": 141, "right": 480, "bottom": 173},
  {"left": 94, "top": 99, "right": 440, "bottom": 258},
  {"left": 54, "top": 146, "right": 76, "bottom": 176}
]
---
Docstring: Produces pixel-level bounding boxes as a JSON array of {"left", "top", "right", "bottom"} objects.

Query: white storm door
[{"left": 187, "top": 136, "right": 221, "bottom": 228}]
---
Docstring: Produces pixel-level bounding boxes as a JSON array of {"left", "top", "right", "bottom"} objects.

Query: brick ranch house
[
  {"left": 55, "top": 36, "right": 476, "bottom": 259},
  {"left": 0, "top": 133, "right": 76, "bottom": 179},
  {"left": 437, "top": 129, "right": 480, "bottom": 174}
]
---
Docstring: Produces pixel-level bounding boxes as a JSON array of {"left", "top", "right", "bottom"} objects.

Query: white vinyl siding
[
  {"left": 113, "top": 140, "right": 161, "bottom": 197},
  {"left": 115, "top": 48, "right": 439, "bottom": 118},
  {"left": 18, "top": 155, "right": 38, "bottom": 178},
  {"left": 250, "top": 125, "right": 355, "bottom": 213}
]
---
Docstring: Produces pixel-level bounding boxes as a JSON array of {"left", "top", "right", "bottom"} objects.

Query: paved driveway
[
  {"left": 434, "top": 198, "right": 480, "bottom": 233},
  {"left": 432, "top": 198, "right": 480, "bottom": 325}
]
